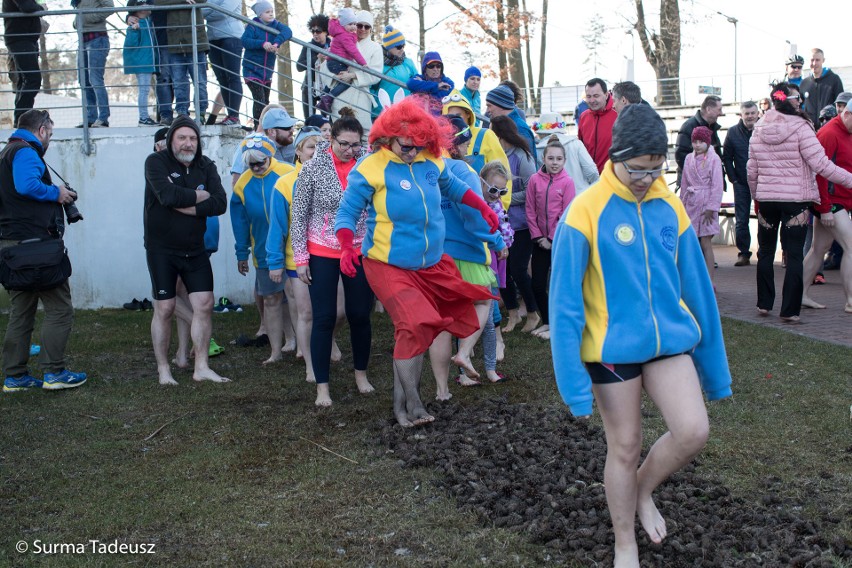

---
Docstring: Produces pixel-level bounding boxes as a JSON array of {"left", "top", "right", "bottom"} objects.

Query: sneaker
[
  {"left": 219, "top": 116, "right": 241, "bottom": 126},
  {"left": 42, "top": 369, "right": 87, "bottom": 390},
  {"left": 213, "top": 297, "right": 243, "bottom": 313},
  {"left": 91, "top": 119, "right": 109, "bottom": 128},
  {"left": 734, "top": 255, "right": 751, "bottom": 267},
  {"left": 29, "top": 344, "right": 40, "bottom": 357},
  {"left": 160, "top": 117, "right": 173, "bottom": 127},
  {"left": 138, "top": 117, "right": 158, "bottom": 126},
  {"left": 141, "top": 298, "right": 153, "bottom": 310},
  {"left": 123, "top": 298, "right": 143, "bottom": 311},
  {"left": 3, "top": 374, "right": 43, "bottom": 392},
  {"left": 76, "top": 122, "right": 94, "bottom": 128}
]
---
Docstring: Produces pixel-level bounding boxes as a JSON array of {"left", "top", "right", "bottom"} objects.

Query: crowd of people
[{"left": 2, "top": 3, "right": 850, "bottom": 563}]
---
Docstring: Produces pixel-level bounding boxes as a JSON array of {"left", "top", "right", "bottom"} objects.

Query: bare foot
[
  {"left": 409, "top": 407, "right": 435, "bottom": 426},
  {"left": 395, "top": 410, "right": 414, "bottom": 428},
  {"left": 846, "top": 303, "right": 852, "bottom": 314},
  {"left": 613, "top": 543, "right": 640, "bottom": 568},
  {"left": 305, "top": 373, "right": 316, "bottom": 384},
  {"left": 262, "top": 354, "right": 283, "bottom": 366},
  {"left": 637, "top": 494, "right": 667, "bottom": 544},
  {"left": 496, "top": 331, "right": 505, "bottom": 362},
  {"left": 502, "top": 310, "right": 522, "bottom": 332},
  {"left": 355, "top": 374, "right": 375, "bottom": 394},
  {"left": 158, "top": 367, "right": 178, "bottom": 386},
  {"left": 757, "top": 308, "right": 769, "bottom": 316},
  {"left": 281, "top": 339, "right": 296, "bottom": 353},
  {"left": 801, "top": 296, "right": 826, "bottom": 309},
  {"left": 435, "top": 390, "right": 452, "bottom": 401},
  {"left": 255, "top": 327, "right": 267, "bottom": 337},
  {"left": 330, "top": 340, "right": 342, "bottom": 362},
  {"left": 486, "top": 370, "right": 503, "bottom": 383},
  {"left": 296, "top": 348, "right": 303, "bottom": 359},
  {"left": 521, "top": 312, "right": 541, "bottom": 333},
  {"left": 193, "top": 367, "right": 231, "bottom": 383},
  {"left": 315, "top": 383, "right": 332, "bottom": 407},
  {"left": 531, "top": 324, "right": 550, "bottom": 338},
  {"left": 455, "top": 373, "right": 481, "bottom": 387},
  {"left": 451, "top": 353, "right": 480, "bottom": 379},
  {"left": 172, "top": 354, "right": 190, "bottom": 369}
]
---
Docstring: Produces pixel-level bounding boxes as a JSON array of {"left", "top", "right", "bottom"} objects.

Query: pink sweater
[
  {"left": 525, "top": 168, "right": 576, "bottom": 241},
  {"left": 327, "top": 19, "right": 367, "bottom": 67},
  {"left": 747, "top": 110, "right": 852, "bottom": 203}
]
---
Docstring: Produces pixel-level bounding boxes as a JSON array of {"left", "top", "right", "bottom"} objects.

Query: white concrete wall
[{"left": 0, "top": 126, "right": 256, "bottom": 309}]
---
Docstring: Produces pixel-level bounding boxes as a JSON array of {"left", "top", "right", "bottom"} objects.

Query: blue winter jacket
[
  {"left": 123, "top": 18, "right": 157, "bottom": 75},
  {"left": 242, "top": 18, "right": 292, "bottom": 82},
  {"left": 441, "top": 158, "right": 504, "bottom": 264}
]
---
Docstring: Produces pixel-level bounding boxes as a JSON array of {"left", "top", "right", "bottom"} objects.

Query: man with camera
[
  {"left": 0, "top": 109, "right": 87, "bottom": 392},
  {"left": 144, "top": 115, "right": 228, "bottom": 385}
]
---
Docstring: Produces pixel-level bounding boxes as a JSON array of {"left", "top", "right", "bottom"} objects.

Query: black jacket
[
  {"left": 801, "top": 69, "right": 844, "bottom": 125},
  {"left": 675, "top": 110, "right": 722, "bottom": 172},
  {"left": 2, "top": 0, "right": 44, "bottom": 44},
  {"left": 722, "top": 119, "right": 752, "bottom": 186},
  {"left": 143, "top": 116, "right": 226, "bottom": 255},
  {"left": 296, "top": 38, "right": 330, "bottom": 77}
]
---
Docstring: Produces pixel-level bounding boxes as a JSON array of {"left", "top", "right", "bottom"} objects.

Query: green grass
[{"left": 0, "top": 309, "right": 849, "bottom": 566}]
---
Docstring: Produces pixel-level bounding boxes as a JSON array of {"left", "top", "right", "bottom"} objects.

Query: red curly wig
[{"left": 370, "top": 96, "right": 455, "bottom": 157}]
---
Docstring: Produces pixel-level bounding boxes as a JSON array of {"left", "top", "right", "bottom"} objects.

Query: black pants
[
  {"left": 756, "top": 201, "right": 809, "bottom": 317},
  {"left": 531, "top": 244, "right": 552, "bottom": 325},
  {"left": 307, "top": 255, "right": 373, "bottom": 384},
  {"left": 733, "top": 182, "right": 752, "bottom": 258},
  {"left": 499, "top": 228, "right": 538, "bottom": 313},
  {"left": 246, "top": 80, "right": 271, "bottom": 123},
  {"left": 6, "top": 40, "right": 41, "bottom": 127}
]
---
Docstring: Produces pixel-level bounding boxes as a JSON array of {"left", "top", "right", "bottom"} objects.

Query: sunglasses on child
[
  {"left": 480, "top": 177, "right": 508, "bottom": 196},
  {"left": 396, "top": 141, "right": 424, "bottom": 154}
]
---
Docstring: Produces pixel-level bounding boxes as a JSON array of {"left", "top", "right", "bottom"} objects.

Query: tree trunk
[
  {"left": 274, "top": 0, "right": 294, "bottom": 115},
  {"left": 521, "top": 0, "right": 536, "bottom": 112},
  {"left": 358, "top": 0, "right": 370, "bottom": 10},
  {"left": 504, "top": 0, "right": 525, "bottom": 92},
  {"left": 496, "top": 1, "right": 507, "bottom": 81},
  {"left": 39, "top": 32, "right": 51, "bottom": 94},
  {"left": 536, "top": 0, "right": 548, "bottom": 114},
  {"left": 417, "top": 0, "right": 426, "bottom": 63},
  {"left": 634, "top": 0, "right": 681, "bottom": 106}
]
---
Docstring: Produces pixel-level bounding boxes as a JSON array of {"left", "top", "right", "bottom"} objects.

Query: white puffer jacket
[{"left": 747, "top": 110, "right": 852, "bottom": 203}]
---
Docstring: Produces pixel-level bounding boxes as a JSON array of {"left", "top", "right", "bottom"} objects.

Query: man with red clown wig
[{"left": 334, "top": 97, "right": 500, "bottom": 427}]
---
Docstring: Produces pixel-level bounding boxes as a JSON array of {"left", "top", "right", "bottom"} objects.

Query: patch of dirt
[{"left": 378, "top": 398, "right": 850, "bottom": 567}]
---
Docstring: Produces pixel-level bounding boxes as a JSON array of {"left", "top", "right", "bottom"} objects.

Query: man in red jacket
[
  {"left": 802, "top": 107, "right": 852, "bottom": 312},
  {"left": 577, "top": 77, "right": 618, "bottom": 173}
]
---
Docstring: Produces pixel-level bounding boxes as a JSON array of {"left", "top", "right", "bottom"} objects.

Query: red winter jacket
[
  {"left": 815, "top": 115, "right": 852, "bottom": 213},
  {"left": 577, "top": 95, "right": 617, "bottom": 173}
]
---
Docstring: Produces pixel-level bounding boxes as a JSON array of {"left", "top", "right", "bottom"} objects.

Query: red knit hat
[{"left": 691, "top": 126, "right": 712, "bottom": 145}]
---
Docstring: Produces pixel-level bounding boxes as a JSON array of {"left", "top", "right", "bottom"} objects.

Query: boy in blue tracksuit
[{"left": 549, "top": 103, "right": 732, "bottom": 567}]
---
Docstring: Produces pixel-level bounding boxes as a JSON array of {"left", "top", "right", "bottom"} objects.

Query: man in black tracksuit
[
  {"left": 801, "top": 48, "right": 845, "bottom": 126},
  {"left": 144, "top": 115, "right": 228, "bottom": 386},
  {"left": 675, "top": 95, "right": 723, "bottom": 187},
  {"left": 3, "top": 0, "right": 46, "bottom": 126}
]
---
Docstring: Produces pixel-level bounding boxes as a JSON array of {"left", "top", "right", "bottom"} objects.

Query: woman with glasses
[
  {"left": 296, "top": 14, "right": 330, "bottom": 120},
  {"left": 290, "top": 108, "right": 375, "bottom": 407},
  {"left": 230, "top": 134, "right": 296, "bottom": 365},
  {"left": 748, "top": 82, "right": 852, "bottom": 322},
  {"left": 406, "top": 52, "right": 455, "bottom": 114},
  {"left": 550, "top": 103, "right": 732, "bottom": 567},
  {"left": 372, "top": 25, "right": 418, "bottom": 114},
  {"left": 334, "top": 98, "right": 499, "bottom": 427}
]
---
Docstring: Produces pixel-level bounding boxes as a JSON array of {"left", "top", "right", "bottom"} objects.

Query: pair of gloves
[{"left": 336, "top": 190, "right": 500, "bottom": 277}]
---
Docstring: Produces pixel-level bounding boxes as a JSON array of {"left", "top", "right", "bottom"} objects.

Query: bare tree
[
  {"left": 581, "top": 13, "right": 606, "bottom": 76},
  {"left": 535, "top": 0, "right": 547, "bottom": 114},
  {"left": 521, "top": 0, "right": 535, "bottom": 111},
  {"left": 273, "top": 0, "right": 295, "bottom": 115},
  {"left": 634, "top": 0, "right": 681, "bottom": 106}
]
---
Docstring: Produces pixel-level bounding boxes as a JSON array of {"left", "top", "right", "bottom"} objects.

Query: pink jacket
[
  {"left": 525, "top": 167, "right": 576, "bottom": 241},
  {"left": 747, "top": 110, "right": 852, "bottom": 203},
  {"left": 328, "top": 19, "right": 367, "bottom": 67}
]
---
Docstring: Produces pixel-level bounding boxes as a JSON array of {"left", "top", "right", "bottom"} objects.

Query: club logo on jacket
[
  {"left": 426, "top": 171, "right": 438, "bottom": 185},
  {"left": 400, "top": 180, "right": 411, "bottom": 191},
  {"left": 660, "top": 226, "right": 676, "bottom": 251},
  {"left": 614, "top": 224, "right": 636, "bottom": 246},
  {"left": 170, "top": 172, "right": 181, "bottom": 179}
]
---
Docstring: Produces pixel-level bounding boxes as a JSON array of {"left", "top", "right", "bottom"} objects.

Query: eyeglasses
[
  {"left": 480, "top": 177, "right": 508, "bottom": 196},
  {"left": 787, "top": 94, "right": 800, "bottom": 100},
  {"left": 396, "top": 141, "right": 424, "bottom": 154},
  {"left": 442, "top": 93, "right": 465, "bottom": 104},
  {"left": 311, "top": 28, "right": 324, "bottom": 34},
  {"left": 623, "top": 162, "right": 668, "bottom": 181},
  {"left": 249, "top": 159, "right": 269, "bottom": 170},
  {"left": 790, "top": 65, "right": 803, "bottom": 69},
  {"left": 356, "top": 23, "right": 371, "bottom": 30},
  {"left": 425, "top": 62, "right": 442, "bottom": 70},
  {"left": 334, "top": 138, "right": 361, "bottom": 151}
]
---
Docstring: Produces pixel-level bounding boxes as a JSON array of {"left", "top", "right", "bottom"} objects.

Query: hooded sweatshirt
[
  {"left": 815, "top": 114, "right": 852, "bottom": 213},
  {"left": 747, "top": 109, "right": 852, "bottom": 203},
  {"left": 525, "top": 166, "right": 576, "bottom": 241},
  {"left": 407, "top": 51, "right": 455, "bottom": 107},
  {"left": 143, "top": 116, "right": 228, "bottom": 255},
  {"left": 577, "top": 94, "right": 617, "bottom": 173}
]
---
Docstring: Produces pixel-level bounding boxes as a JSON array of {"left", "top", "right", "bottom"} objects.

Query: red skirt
[{"left": 363, "top": 255, "right": 495, "bottom": 359}]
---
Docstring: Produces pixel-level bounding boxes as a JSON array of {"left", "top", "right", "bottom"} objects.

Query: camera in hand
[{"left": 63, "top": 185, "right": 83, "bottom": 224}]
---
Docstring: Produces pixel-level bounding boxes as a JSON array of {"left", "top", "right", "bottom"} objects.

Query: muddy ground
[{"left": 378, "top": 397, "right": 850, "bottom": 567}]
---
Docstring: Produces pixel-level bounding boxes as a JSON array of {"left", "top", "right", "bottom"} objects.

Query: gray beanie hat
[
  {"left": 251, "top": 1, "right": 273, "bottom": 16},
  {"left": 609, "top": 103, "right": 668, "bottom": 163}
]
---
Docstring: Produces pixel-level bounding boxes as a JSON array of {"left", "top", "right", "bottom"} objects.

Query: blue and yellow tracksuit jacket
[
  {"left": 549, "top": 163, "right": 733, "bottom": 417},
  {"left": 335, "top": 148, "right": 472, "bottom": 270},
  {"left": 442, "top": 158, "right": 504, "bottom": 264},
  {"left": 265, "top": 163, "right": 300, "bottom": 272},
  {"left": 230, "top": 160, "right": 294, "bottom": 269}
]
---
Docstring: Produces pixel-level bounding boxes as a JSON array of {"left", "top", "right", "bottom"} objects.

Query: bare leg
[
  {"left": 699, "top": 236, "right": 715, "bottom": 287},
  {"left": 531, "top": 324, "right": 550, "bottom": 339},
  {"left": 521, "top": 311, "right": 541, "bottom": 333},
  {"left": 503, "top": 308, "right": 521, "bottom": 332},
  {"left": 262, "top": 292, "right": 284, "bottom": 365},
  {"left": 354, "top": 369, "right": 374, "bottom": 393},
  {"left": 255, "top": 292, "right": 265, "bottom": 337},
  {"left": 290, "top": 277, "right": 316, "bottom": 382},
  {"left": 392, "top": 354, "right": 433, "bottom": 427},
  {"left": 284, "top": 278, "right": 300, "bottom": 356},
  {"left": 451, "top": 300, "right": 490, "bottom": 379},
  {"left": 152, "top": 298, "right": 178, "bottom": 385},
  {"left": 315, "top": 382, "right": 331, "bottom": 406},
  {"left": 495, "top": 325, "right": 505, "bottom": 362},
  {"left": 428, "top": 331, "right": 453, "bottom": 401},
  {"left": 173, "top": 277, "right": 193, "bottom": 368},
  {"left": 281, "top": 295, "right": 296, "bottom": 352},
  {"left": 188, "top": 291, "right": 230, "bottom": 382},
  {"left": 804, "top": 215, "right": 852, "bottom": 310},
  {"left": 330, "top": 278, "right": 345, "bottom": 362}
]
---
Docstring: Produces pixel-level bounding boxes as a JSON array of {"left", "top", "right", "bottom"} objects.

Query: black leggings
[
  {"left": 531, "top": 244, "right": 552, "bottom": 325},
  {"left": 756, "top": 201, "right": 809, "bottom": 317},
  {"left": 499, "top": 228, "right": 538, "bottom": 313},
  {"left": 308, "top": 255, "right": 373, "bottom": 384},
  {"left": 246, "top": 80, "right": 271, "bottom": 123}
]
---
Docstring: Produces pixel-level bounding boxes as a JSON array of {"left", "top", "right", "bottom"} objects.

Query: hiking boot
[
  {"left": 42, "top": 369, "right": 87, "bottom": 390},
  {"left": 734, "top": 255, "right": 750, "bottom": 266},
  {"left": 3, "top": 374, "right": 43, "bottom": 392},
  {"left": 123, "top": 298, "right": 143, "bottom": 311}
]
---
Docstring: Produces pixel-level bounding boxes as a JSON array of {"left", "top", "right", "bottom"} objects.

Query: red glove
[
  {"left": 461, "top": 190, "right": 499, "bottom": 233},
  {"left": 336, "top": 228, "right": 361, "bottom": 277}
]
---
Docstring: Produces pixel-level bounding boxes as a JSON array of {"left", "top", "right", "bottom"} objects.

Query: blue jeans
[
  {"left": 171, "top": 51, "right": 208, "bottom": 116},
  {"left": 156, "top": 47, "right": 174, "bottom": 121},
  {"left": 80, "top": 35, "right": 110, "bottom": 122},
  {"left": 208, "top": 38, "right": 243, "bottom": 118},
  {"left": 733, "top": 182, "right": 752, "bottom": 258},
  {"left": 136, "top": 73, "right": 153, "bottom": 120}
]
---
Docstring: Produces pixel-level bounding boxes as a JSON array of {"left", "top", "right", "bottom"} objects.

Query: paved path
[{"left": 713, "top": 245, "right": 850, "bottom": 347}]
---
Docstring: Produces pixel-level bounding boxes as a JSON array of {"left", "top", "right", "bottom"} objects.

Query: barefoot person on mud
[
  {"left": 144, "top": 116, "right": 229, "bottom": 385},
  {"left": 335, "top": 97, "right": 499, "bottom": 427},
  {"left": 549, "top": 103, "right": 733, "bottom": 567}
]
